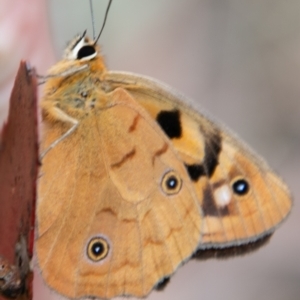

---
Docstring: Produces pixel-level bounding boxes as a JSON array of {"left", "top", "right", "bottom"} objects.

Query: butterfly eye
[
  {"left": 232, "top": 178, "right": 249, "bottom": 195},
  {"left": 77, "top": 45, "right": 97, "bottom": 60},
  {"left": 87, "top": 237, "right": 110, "bottom": 262},
  {"left": 161, "top": 171, "right": 182, "bottom": 195},
  {"left": 67, "top": 34, "right": 98, "bottom": 61}
]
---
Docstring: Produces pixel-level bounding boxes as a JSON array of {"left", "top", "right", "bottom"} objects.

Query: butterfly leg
[
  {"left": 40, "top": 107, "right": 79, "bottom": 160},
  {"left": 37, "top": 65, "right": 89, "bottom": 85}
]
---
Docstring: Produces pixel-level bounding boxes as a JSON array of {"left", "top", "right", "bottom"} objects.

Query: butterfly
[{"left": 36, "top": 17, "right": 292, "bottom": 300}]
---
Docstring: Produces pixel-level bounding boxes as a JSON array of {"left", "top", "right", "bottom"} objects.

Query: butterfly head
[
  {"left": 64, "top": 30, "right": 99, "bottom": 62},
  {"left": 44, "top": 30, "right": 107, "bottom": 96}
]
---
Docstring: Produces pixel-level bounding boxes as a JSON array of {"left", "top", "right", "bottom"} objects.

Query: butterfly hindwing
[{"left": 38, "top": 72, "right": 202, "bottom": 298}]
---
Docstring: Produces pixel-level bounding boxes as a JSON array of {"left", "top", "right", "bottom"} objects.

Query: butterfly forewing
[{"left": 105, "top": 71, "right": 292, "bottom": 248}]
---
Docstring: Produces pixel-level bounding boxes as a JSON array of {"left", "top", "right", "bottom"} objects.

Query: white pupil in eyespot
[
  {"left": 232, "top": 179, "right": 249, "bottom": 195},
  {"left": 167, "top": 176, "right": 178, "bottom": 189},
  {"left": 92, "top": 242, "right": 104, "bottom": 256}
]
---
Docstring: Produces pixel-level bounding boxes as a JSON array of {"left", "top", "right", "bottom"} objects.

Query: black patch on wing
[
  {"left": 185, "top": 164, "right": 205, "bottom": 181},
  {"left": 192, "top": 233, "right": 272, "bottom": 260},
  {"left": 185, "top": 130, "right": 222, "bottom": 181},
  {"left": 155, "top": 277, "right": 170, "bottom": 291},
  {"left": 202, "top": 185, "right": 230, "bottom": 216},
  {"left": 156, "top": 110, "right": 182, "bottom": 138}
]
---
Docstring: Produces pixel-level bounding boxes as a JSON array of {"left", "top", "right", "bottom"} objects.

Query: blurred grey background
[
  {"left": 47, "top": 1, "right": 300, "bottom": 300},
  {"left": 46, "top": 1, "right": 299, "bottom": 299}
]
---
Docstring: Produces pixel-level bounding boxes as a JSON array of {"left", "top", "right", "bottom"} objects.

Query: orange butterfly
[{"left": 36, "top": 2, "right": 292, "bottom": 299}]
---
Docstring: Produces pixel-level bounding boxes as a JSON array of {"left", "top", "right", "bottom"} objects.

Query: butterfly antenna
[
  {"left": 94, "top": 0, "right": 113, "bottom": 45},
  {"left": 89, "top": 0, "right": 96, "bottom": 39}
]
